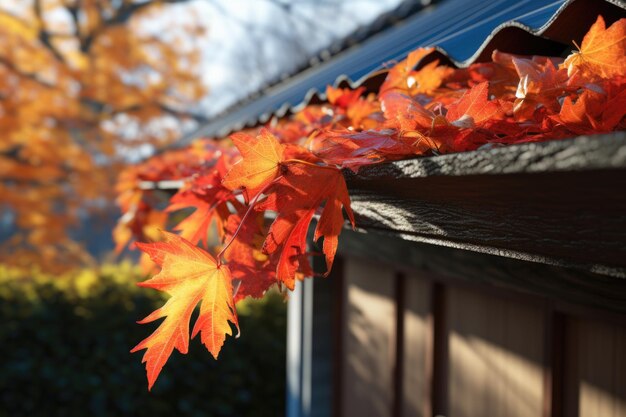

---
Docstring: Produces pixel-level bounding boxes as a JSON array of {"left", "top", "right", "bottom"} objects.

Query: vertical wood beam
[
  {"left": 392, "top": 272, "right": 406, "bottom": 417},
  {"left": 543, "top": 309, "right": 566, "bottom": 417},
  {"left": 431, "top": 283, "right": 448, "bottom": 417}
]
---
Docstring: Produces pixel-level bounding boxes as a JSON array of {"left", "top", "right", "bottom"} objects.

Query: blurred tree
[{"left": 0, "top": 0, "right": 209, "bottom": 272}]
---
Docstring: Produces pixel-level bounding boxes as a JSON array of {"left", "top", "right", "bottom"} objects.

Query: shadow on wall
[
  {"left": 339, "top": 257, "right": 626, "bottom": 417},
  {"left": 343, "top": 259, "right": 396, "bottom": 417}
]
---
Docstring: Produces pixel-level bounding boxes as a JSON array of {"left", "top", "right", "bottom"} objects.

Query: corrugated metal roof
[{"left": 179, "top": 0, "right": 625, "bottom": 145}]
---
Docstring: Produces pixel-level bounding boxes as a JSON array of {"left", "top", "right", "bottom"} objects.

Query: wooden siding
[
  {"left": 565, "top": 319, "right": 626, "bottom": 417},
  {"left": 317, "top": 230, "right": 626, "bottom": 417},
  {"left": 447, "top": 286, "right": 544, "bottom": 417},
  {"left": 401, "top": 275, "right": 431, "bottom": 417},
  {"left": 341, "top": 258, "right": 396, "bottom": 417}
]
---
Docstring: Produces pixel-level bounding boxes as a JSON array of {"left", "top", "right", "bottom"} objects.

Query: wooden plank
[
  {"left": 341, "top": 258, "right": 396, "bottom": 417},
  {"left": 447, "top": 286, "right": 545, "bottom": 417},
  {"left": 392, "top": 273, "right": 405, "bottom": 417},
  {"left": 400, "top": 274, "right": 432, "bottom": 417},
  {"left": 345, "top": 132, "right": 626, "bottom": 276},
  {"left": 563, "top": 318, "right": 580, "bottom": 417},
  {"left": 544, "top": 311, "right": 566, "bottom": 417},
  {"left": 431, "top": 283, "right": 448, "bottom": 417},
  {"left": 566, "top": 319, "right": 626, "bottom": 417}
]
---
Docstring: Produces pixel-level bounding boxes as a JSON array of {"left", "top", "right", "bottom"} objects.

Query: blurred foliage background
[
  {"left": 0, "top": 263, "right": 286, "bottom": 417},
  {"left": 0, "top": 2, "right": 403, "bottom": 416}
]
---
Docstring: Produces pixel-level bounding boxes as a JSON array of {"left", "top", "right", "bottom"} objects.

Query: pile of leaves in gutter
[{"left": 114, "top": 16, "right": 626, "bottom": 388}]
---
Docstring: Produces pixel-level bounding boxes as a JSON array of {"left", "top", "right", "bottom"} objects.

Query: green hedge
[{"left": 0, "top": 264, "right": 286, "bottom": 417}]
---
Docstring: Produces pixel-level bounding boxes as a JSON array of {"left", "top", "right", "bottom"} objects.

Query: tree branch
[
  {"left": 66, "top": 5, "right": 82, "bottom": 41},
  {"left": 84, "top": 99, "right": 210, "bottom": 123},
  {"left": 81, "top": 0, "right": 194, "bottom": 53},
  {"left": 33, "top": 0, "right": 67, "bottom": 63},
  {"left": 0, "top": 57, "right": 56, "bottom": 88}
]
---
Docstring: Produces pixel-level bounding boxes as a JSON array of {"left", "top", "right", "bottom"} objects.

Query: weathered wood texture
[{"left": 344, "top": 132, "right": 626, "bottom": 278}]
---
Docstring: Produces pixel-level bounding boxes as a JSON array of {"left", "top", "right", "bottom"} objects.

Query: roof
[{"left": 179, "top": 0, "right": 625, "bottom": 145}]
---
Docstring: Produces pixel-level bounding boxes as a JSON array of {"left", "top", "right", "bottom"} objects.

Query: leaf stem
[
  {"left": 216, "top": 176, "right": 282, "bottom": 265},
  {"left": 284, "top": 158, "right": 339, "bottom": 171}
]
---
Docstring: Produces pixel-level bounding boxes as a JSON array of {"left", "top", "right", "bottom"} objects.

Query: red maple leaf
[
  {"left": 258, "top": 162, "right": 354, "bottom": 289},
  {"left": 222, "top": 212, "right": 277, "bottom": 302},
  {"left": 446, "top": 81, "right": 504, "bottom": 128},
  {"left": 166, "top": 166, "right": 236, "bottom": 246},
  {"left": 326, "top": 86, "right": 365, "bottom": 108}
]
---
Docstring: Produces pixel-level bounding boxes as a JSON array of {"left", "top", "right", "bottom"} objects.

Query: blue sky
[{"left": 192, "top": 0, "right": 405, "bottom": 115}]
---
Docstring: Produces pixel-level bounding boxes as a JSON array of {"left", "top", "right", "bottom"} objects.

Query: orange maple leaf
[
  {"left": 563, "top": 16, "right": 626, "bottom": 80},
  {"left": 326, "top": 86, "right": 365, "bottom": 108},
  {"left": 311, "top": 129, "right": 435, "bottom": 171},
  {"left": 512, "top": 57, "right": 569, "bottom": 120},
  {"left": 380, "top": 47, "right": 435, "bottom": 97},
  {"left": 113, "top": 203, "right": 167, "bottom": 254},
  {"left": 259, "top": 163, "right": 354, "bottom": 289},
  {"left": 551, "top": 81, "right": 626, "bottom": 135},
  {"left": 382, "top": 92, "right": 442, "bottom": 131},
  {"left": 446, "top": 81, "right": 504, "bottom": 128},
  {"left": 222, "top": 129, "right": 286, "bottom": 200},
  {"left": 166, "top": 169, "right": 236, "bottom": 246},
  {"left": 132, "top": 231, "right": 238, "bottom": 390},
  {"left": 405, "top": 60, "right": 454, "bottom": 96}
]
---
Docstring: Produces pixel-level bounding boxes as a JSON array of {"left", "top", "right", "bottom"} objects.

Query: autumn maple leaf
[
  {"left": 406, "top": 60, "right": 454, "bottom": 96},
  {"left": 167, "top": 188, "right": 228, "bottom": 245},
  {"left": 380, "top": 47, "right": 435, "bottom": 97},
  {"left": 325, "top": 86, "right": 381, "bottom": 129},
  {"left": 113, "top": 203, "right": 168, "bottom": 254},
  {"left": 446, "top": 81, "right": 504, "bottom": 128},
  {"left": 166, "top": 167, "right": 236, "bottom": 246},
  {"left": 311, "top": 129, "right": 434, "bottom": 171},
  {"left": 222, "top": 212, "right": 277, "bottom": 302},
  {"left": 345, "top": 98, "right": 381, "bottom": 130},
  {"left": 512, "top": 57, "right": 569, "bottom": 119},
  {"left": 132, "top": 231, "right": 238, "bottom": 390},
  {"left": 563, "top": 16, "right": 626, "bottom": 80},
  {"left": 551, "top": 81, "right": 626, "bottom": 135},
  {"left": 222, "top": 129, "right": 286, "bottom": 200},
  {"left": 326, "top": 86, "right": 365, "bottom": 108},
  {"left": 259, "top": 163, "right": 354, "bottom": 288}
]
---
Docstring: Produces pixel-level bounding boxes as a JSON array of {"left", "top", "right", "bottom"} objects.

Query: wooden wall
[
  {"left": 340, "top": 259, "right": 396, "bottom": 417},
  {"left": 446, "top": 287, "right": 544, "bottom": 417},
  {"left": 565, "top": 319, "right": 626, "bottom": 417},
  {"left": 331, "top": 256, "right": 626, "bottom": 417}
]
